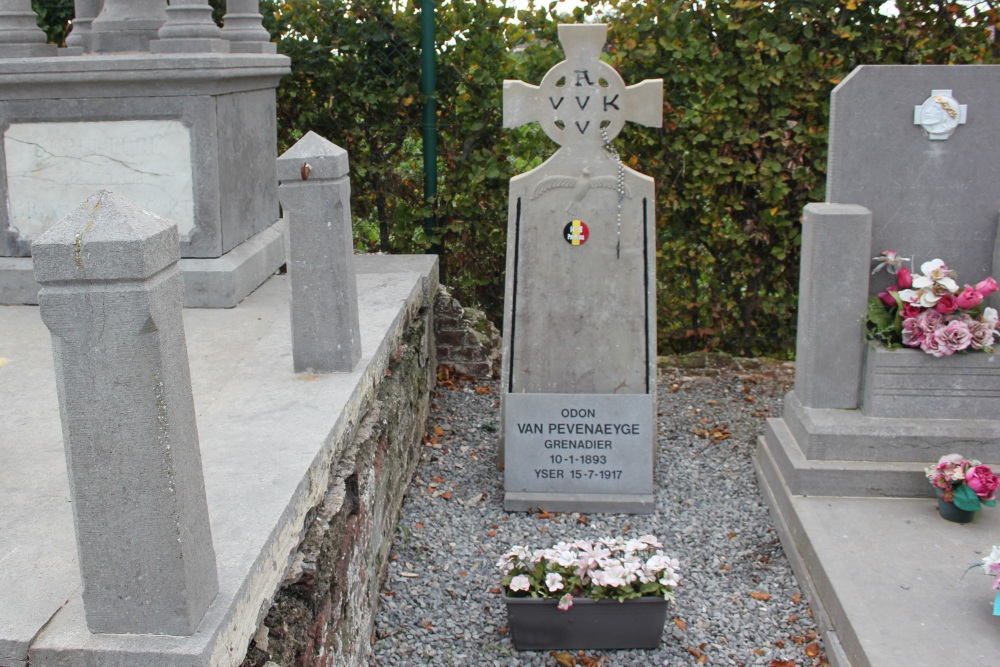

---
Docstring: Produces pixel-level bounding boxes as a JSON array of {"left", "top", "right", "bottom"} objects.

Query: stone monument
[
  {"left": 757, "top": 65, "right": 1000, "bottom": 501},
  {"left": 0, "top": 0, "right": 289, "bottom": 308},
  {"left": 500, "top": 23, "right": 662, "bottom": 513}
]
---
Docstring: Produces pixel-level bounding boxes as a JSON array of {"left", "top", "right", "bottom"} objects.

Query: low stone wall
[
  {"left": 239, "top": 303, "right": 434, "bottom": 667},
  {"left": 434, "top": 285, "right": 501, "bottom": 379}
]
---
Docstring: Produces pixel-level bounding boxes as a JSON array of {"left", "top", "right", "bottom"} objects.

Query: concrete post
[
  {"left": 277, "top": 131, "right": 362, "bottom": 373},
  {"left": 90, "top": 0, "right": 166, "bottom": 52},
  {"left": 150, "top": 0, "right": 229, "bottom": 53},
  {"left": 221, "top": 0, "right": 276, "bottom": 53},
  {"left": 32, "top": 190, "right": 218, "bottom": 636},
  {"left": 793, "top": 202, "right": 873, "bottom": 409},
  {"left": 64, "top": 0, "right": 104, "bottom": 53},
  {"left": 0, "top": 0, "right": 57, "bottom": 56}
]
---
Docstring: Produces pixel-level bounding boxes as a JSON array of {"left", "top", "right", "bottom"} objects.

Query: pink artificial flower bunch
[
  {"left": 871, "top": 252, "right": 999, "bottom": 356},
  {"left": 926, "top": 453, "right": 999, "bottom": 511}
]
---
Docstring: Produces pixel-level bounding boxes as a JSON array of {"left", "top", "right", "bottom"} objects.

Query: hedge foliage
[{"left": 33, "top": 0, "right": 1000, "bottom": 355}]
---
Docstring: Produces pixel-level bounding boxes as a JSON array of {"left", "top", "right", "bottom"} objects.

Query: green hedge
[{"left": 34, "top": 0, "right": 1000, "bottom": 355}]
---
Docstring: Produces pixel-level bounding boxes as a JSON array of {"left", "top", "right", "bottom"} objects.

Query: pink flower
[
  {"left": 897, "top": 267, "right": 913, "bottom": 289},
  {"left": 957, "top": 286, "right": 984, "bottom": 310},
  {"left": 976, "top": 277, "right": 999, "bottom": 299},
  {"left": 969, "top": 321, "right": 997, "bottom": 350},
  {"left": 557, "top": 593, "right": 574, "bottom": 611},
  {"left": 935, "top": 293, "right": 959, "bottom": 314},
  {"left": 933, "top": 320, "right": 972, "bottom": 355},
  {"left": 901, "top": 303, "right": 922, "bottom": 320},
  {"left": 901, "top": 318, "right": 924, "bottom": 347},
  {"left": 879, "top": 289, "right": 897, "bottom": 307},
  {"left": 916, "top": 309, "right": 945, "bottom": 334},
  {"left": 966, "top": 465, "right": 1000, "bottom": 501}
]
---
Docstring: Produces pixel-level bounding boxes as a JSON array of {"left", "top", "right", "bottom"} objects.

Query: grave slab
[{"left": 0, "top": 254, "right": 437, "bottom": 667}]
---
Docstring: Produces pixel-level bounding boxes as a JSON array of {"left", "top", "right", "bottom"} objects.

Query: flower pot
[
  {"left": 935, "top": 487, "right": 976, "bottom": 523},
  {"left": 504, "top": 595, "right": 668, "bottom": 650}
]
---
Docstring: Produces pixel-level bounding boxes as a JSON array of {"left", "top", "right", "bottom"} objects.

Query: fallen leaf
[
  {"left": 788, "top": 614, "right": 799, "bottom": 623},
  {"left": 498, "top": 626, "right": 508, "bottom": 635},
  {"left": 489, "top": 587, "right": 502, "bottom": 594},
  {"left": 805, "top": 642, "right": 821, "bottom": 657},
  {"left": 434, "top": 426, "right": 445, "bottom": 436},
  {"left": 577, "top": 514, "right": 589, "bottom": 525},
  {"left": 686, "top": 647, "right": 703, "bottom": 658},
  {"left": 414, "top": 523, "right": 423, "bottom": 530},
  {"left": 442, "top": 492, "right": 453, "bottom": 500},
  {"left": 750, "top": 591, "right": 772, "bottom": 601},
  {"left": 475, "top": 386, "right": 490, "bottom": 394},
  {"left": 432, "top": 477, "right": 444, "bottom": 484},
  {"left": 550, "top": 652, "right": 576, "bottom": 667},
  {"left": 536, "top": 510, "right": 552, "bottom": 519},
  {"left": 792, "top": 593, "right": 802, "bottom": 604},
  {"left": 673, "top": 618, "right": 687, "bottom": 630},
  {"left": 769, "top": 660, "right": 795, "bottom": 667},
  {"left": 775, "top": 640, "right": 785, "bottom": 648},
  {"left": 696, "top": 657, "right": 707, "bottom": 665},
  {"left": 728, "top": 532, "right": 737, "bottom": 539},
  {"left": 488, "top": 530, "right": 496, "bottom": 537}
]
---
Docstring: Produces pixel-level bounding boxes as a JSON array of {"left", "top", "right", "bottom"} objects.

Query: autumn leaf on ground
[
  {"left": 433, "top": 426, "right": 445, "bottom": 436},
  {"left": 750, "top": 591, "right": 772, "bottom": 601},
  {"left": 475, "top": 386, "right": 490, "bottom": 394},
  {"left": 770, "top": 660, "right": 795, "bottom": 667},
  {"left": 673, "top": 618, "right": 687, "bottom": 631},
  {"left": 805, "top": 643, "right": 821, "bottom": 657},
  {"left": 550, "top": 651, "right": 576, "bottom": 667},
  {"left": 791, "top": 593, "right": 802, "bottom": 604},
  {"left": 535, "top": 510, "right": 553, "bottom": 519}
]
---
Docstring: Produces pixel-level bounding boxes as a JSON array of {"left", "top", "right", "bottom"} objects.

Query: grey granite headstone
[
  {"left": 277, "top": 131, "right": 362, "bottom": 373},
  {"left": 500, "top": 24, "right": 662, "bottom": 513},
  {"left": 32, "top": 190, "right": 219, "bottom": 635},
  {"left": 758, "top": 65, "right": 1000, "bottom": 499}
]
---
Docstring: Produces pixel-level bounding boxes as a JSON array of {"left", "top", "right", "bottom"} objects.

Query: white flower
[
  {"left": 872, "top": 250, "right": 910, "bottom": 275},
  {"left": 913, "top": 259, "right": 959, "bottom": 293},
  {"left": 983, "top": 546, "right": 1000, "bottom": 576},
  {"left": 639, "top": 534, "right": 663, "bottom": 549},
  {"left": 984, "top": 307, "right": 999, "bottom": 327},
  {"left": 509, "top": 575, "right": 531, "bottom": 592},
  {"left": 624, "top": 539, "right": 648, "bottom": 554},
  {"left": 557, "top": 593, "right": 574, "bottom": 611},
  {"left": 545, "top": 572, "right": 564, "bottom": 592},
  {"left": 554, "top": 550, "right": 577, "bottom": 568}
]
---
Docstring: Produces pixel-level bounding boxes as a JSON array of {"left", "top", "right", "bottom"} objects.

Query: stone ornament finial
[{"left": 913, "top": 89, "right": 967, "bottom": 141}]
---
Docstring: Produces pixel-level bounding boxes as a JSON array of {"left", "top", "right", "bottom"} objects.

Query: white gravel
[{"left": 371, "top": 363, "right": 829, "bottom": 666}]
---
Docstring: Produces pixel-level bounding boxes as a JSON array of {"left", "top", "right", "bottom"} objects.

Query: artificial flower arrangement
[
  {"left": 969, "top": 545, "right": 1000, "bottom": 616},
  {"left": 926, "top": 454, "right": 999, "bottom": 513},
  {"left": 498, "top": 535, "right": 680, "bottom": 610},
  {"left": 865, "top": 251, "right": 999, "bottom": 357}
]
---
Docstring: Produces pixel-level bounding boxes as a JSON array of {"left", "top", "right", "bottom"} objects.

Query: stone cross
[
  {"left": 500, "top": 23, "right": 662, "bottom": 514},
  {"left": 32, "top": 190, "right": 218, "bottom": 635}
]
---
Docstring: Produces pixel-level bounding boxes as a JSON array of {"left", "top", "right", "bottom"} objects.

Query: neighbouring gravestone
[
  {"left": 277, "top": 131, "right": 362, "bottom": 373},
  {"left": 32, "top": 190, "right": 219, "bottom": 635},
  {"left": 758, "top": 65, "right": 1000, "bottom": 499},
  {"left": 500, "top": 23, "right": 662, "bottom": 513}
]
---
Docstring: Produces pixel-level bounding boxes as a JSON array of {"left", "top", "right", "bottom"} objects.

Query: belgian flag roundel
[{"left": 563, "top": 219, "right": 589, "bottom": 246}]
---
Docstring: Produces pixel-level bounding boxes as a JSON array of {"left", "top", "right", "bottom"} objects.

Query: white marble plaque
[
  {"left": 5, "top": 120, "right": 195, "bottom": 241},
  {"left": 504, "top": 392, "right": 654, "bottom": 512}
]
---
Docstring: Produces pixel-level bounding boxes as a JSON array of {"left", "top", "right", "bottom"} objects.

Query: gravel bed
[{"left": 370, "top": 363, "right": 829, "bottom": 667}]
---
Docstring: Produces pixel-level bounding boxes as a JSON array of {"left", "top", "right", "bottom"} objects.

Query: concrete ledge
[
  {"left": 754, "top": 441, "right": 1000, "bottom": 667},
  {"left": 0, "top": 254, "right": 437, "bottom": 667},
  {"left": 0, "top": 219, "right": 287, "bottom": 308}
]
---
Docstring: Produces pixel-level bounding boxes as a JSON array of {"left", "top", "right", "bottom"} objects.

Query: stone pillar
[
  {"left": 32, "top": 190, "right": 218, "bottom": 636},
  {"left": 64, "top": 0, "right": 104, "bottom": 53},
  {"left": 90, "top": 0, "right": 166, "bottom": 52},
  {"left": 793, "top": 202, "right": 872, "bottom": 409},
  {"left": 221, "top": 0, "right": 275, "bottom": 53},
  {"left": 150, "top": 0, "right": 229, "bottom": 53},
  {"left": 277, "top": 131, "right": 362, "bottom": 373},
  {"left": 0, "top": 0, "right": 57, "bottom": 56}
]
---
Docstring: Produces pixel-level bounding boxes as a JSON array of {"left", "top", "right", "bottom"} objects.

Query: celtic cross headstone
[{"left": 500, "top": 23, "right": 662, "bottom": 513}]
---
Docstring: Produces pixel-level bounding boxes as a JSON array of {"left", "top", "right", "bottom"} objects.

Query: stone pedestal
[{"left": 33, "top": 190, "right": 218, "bottom": 636}]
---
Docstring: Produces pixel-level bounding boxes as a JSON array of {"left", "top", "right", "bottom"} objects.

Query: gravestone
[
  {"left": 0, "top": 0, "right": 289, "bottom": 308},
  {"left": 500, "top": 23, "right": 662, "bottom": 513},
  {"left": 757, "top": 65, "right": 1000, "bottom": 499}
]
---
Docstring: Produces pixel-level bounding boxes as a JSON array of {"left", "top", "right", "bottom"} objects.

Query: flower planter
[
  {"left": 935, "top": 487, "right": 976, "bottom": 523},
  {"left": 504, "top": 596, "right": 668, "bottom": 650},
  {"left": 861, "top": 343, "right": 1000, "bottom": 419}
]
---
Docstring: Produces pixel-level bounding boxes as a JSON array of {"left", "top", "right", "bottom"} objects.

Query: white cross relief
[{"left": 913, "top": 89, "right": 967, "bottom": 141}]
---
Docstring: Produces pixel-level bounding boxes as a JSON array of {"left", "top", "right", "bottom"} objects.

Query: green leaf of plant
[{"left": 953, "top": 484, "right": 983, "bottom": 512}]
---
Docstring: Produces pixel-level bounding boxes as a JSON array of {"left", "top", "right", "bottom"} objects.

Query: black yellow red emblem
[{"left": 563, "top": 220, "right": 589, "bottom": 246}]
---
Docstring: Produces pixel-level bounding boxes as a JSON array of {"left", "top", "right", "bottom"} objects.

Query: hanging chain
[{"left": 600, "top": 125, "right": 626, "bottom": 258}]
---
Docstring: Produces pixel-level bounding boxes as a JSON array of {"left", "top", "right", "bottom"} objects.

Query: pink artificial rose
[
  {"left": 976, "top": 277, "right": 999, "bottom": 299},
  {"left": 969, "top": 321, "right": 997, "bottom": 350},
  {"left": 897, "top": 267, "right": 913, "bottom": 289},
  {"left": 935, "top": 293, "right": 959, "bottom": 314},
  {"left": 956, "top": 286, "right": 984, "bottom": 310},
  {"left": 901, "top": 318, "right": 924, "bottom": 347},
  {"left": 916, "top": 309, "right": 945, "bottom": 334},
  {"left": 901, "top": 303, "right": 922, "bottom": 320},
  {"left": 935, "top": 320, "right": 972, "bottom": 354},
  {"left": 966, "top": 465, "right": 999, "bottom": 501},
  {"left": 878, "top": 290, "right": 896, "bottom": 307}
]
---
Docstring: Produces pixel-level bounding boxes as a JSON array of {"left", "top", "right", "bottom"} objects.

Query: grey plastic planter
[{"left": 504, "top": 596, "right": 668, "bottom": 650}]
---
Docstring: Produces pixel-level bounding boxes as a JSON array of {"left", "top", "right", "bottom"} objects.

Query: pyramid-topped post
[
  {"left": 32, "top": 190, "right": 219, "bottom": 635},
  {"left": 277, "top": 131, "right": 362, "bottom": 373},
  {"left": 499, "top": 23, "right": 663, "bottom": 514}
]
